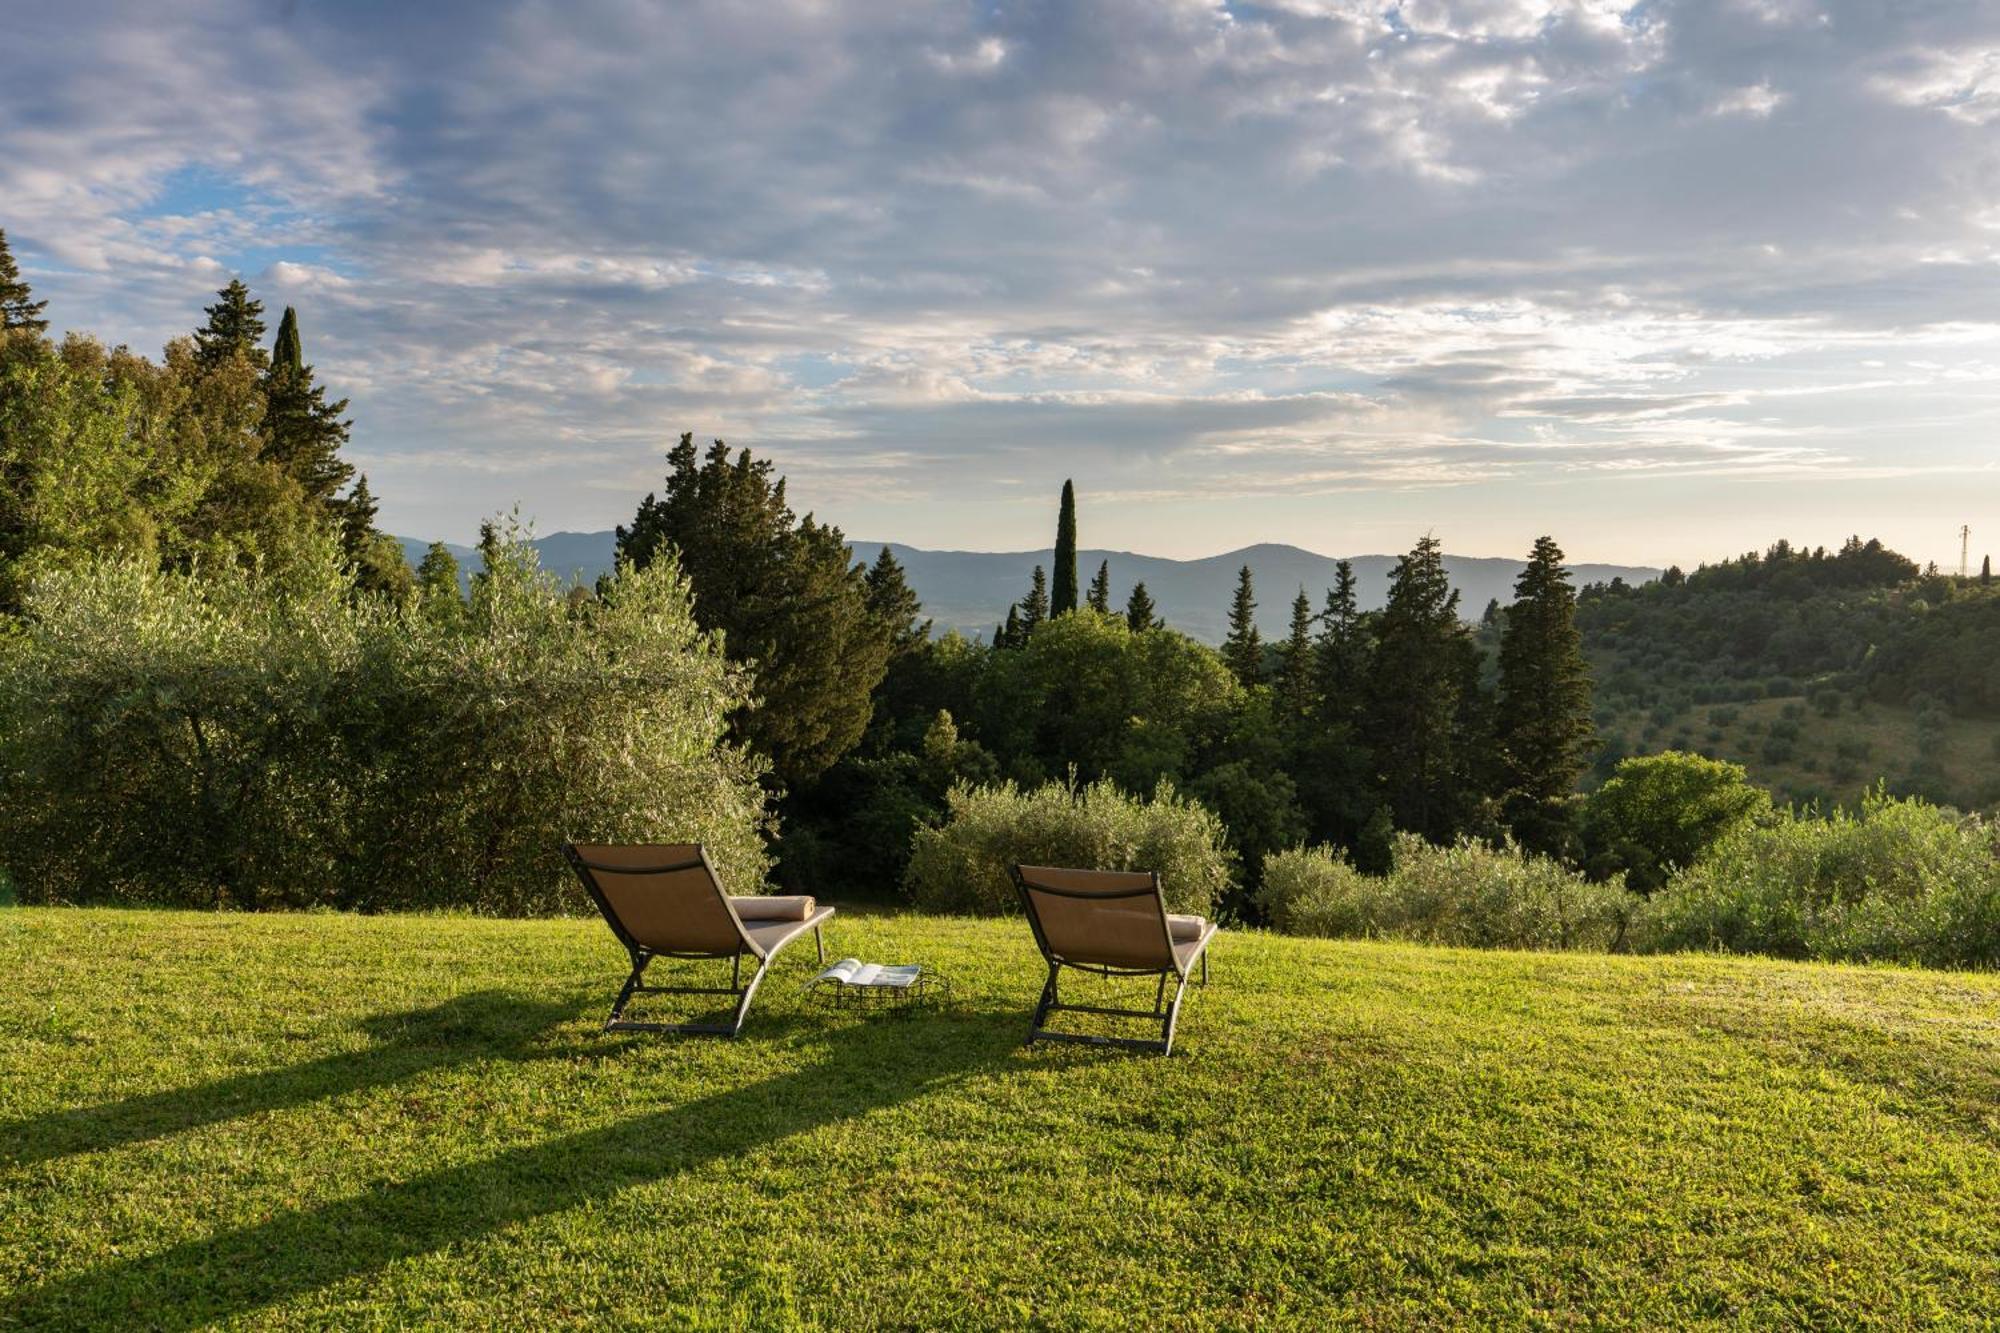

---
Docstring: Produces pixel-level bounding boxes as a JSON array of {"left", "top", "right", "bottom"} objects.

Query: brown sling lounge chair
[
  {"left": 564, "top": 842, "right": 834, "bottom": 1037},
  {"left": 1009, "top": 864, "right": 1219, "bottom": 1056}
]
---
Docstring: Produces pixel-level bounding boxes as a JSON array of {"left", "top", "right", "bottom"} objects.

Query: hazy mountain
[{"left": 398, "top": 532, "right": 1658, "bottom": 644}]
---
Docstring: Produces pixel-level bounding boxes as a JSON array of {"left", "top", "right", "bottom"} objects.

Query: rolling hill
[{"left": 398, "top": 532, "right": 1658, "bottom": 644}]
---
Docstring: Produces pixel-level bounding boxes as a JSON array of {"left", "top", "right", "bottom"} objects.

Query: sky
[{"left": 5, "top": 0, "right": 2000, "bottom": 568}]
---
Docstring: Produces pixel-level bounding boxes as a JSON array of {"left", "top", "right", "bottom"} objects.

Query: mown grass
[{"left": 2, "top": 906, "right": 1996, "bottom": 1329}]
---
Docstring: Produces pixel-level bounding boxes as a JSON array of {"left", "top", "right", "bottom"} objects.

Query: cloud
[{"left": 5, "top": 0, "right": 2000, "bottom": 565}]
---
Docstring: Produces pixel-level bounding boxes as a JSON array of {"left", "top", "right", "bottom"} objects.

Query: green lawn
[{"left": 2, "top": 908, "right": 1996, "bottom": 1329}]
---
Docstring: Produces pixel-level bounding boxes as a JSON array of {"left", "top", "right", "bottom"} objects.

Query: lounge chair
[
  {"left": 1009, "top": 864, "right": 1219, "bottom": 1056},
  {"left": 563, "top": 842, "right": 834, "bottom": 1037}
]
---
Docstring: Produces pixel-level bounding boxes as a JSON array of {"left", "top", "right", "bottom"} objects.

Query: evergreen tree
[
  {"left": 261, "top": 306, "right": 354, "bottom": 505},
  {"left": 193, "top": 280, "right": 268, "bottom": 371},
  {"left": 1020, "top": 564, "right": 1050, "bottom": 636},
  {"left": 1365, "top": 535, "right": 1477, "bottom": 841},
  {"left": 616, "top": 433, "right": 893, "bottom": 783},
  {"left": 0, "top": 229, "right": 49, "bottom": 332},
  {"left": 1125, "top": 581, "right": 1160, "bottom": 632},
  {"left": 1222, "top": 564, "right": 1262, "bottom": 685},
  {"left": 999, "top": 603, "right": 1024, "bottom": 649},
  {"left": 1983, "top": 555, "right": 1992, "bottom": 587},
  {"left": 1051, "top": 479, "right": 1079, "bottom": 615},
  {"left": 1495, "top": 536, "right": 1594, "bottom": 855},
  {"left": 416, "top": 540, "right": 462, "bottom": 601},
  {"left": 341, "top": 475, "right": 378, "bottom": 558},
  {"left": 1314, "top": 560, "right": 1368, "bottom": 720},
  {"left": 1277, "top": 587, "right": 1315, "bottom": 716},
  {"left": 1086, "top": 559, "right": 1111, "bottom": 614},
  {"left": 864, "top": 545, "right": 929, "bottom": 653}
]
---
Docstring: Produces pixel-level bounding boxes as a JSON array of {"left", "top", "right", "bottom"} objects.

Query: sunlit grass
[{"left": 3, "top": 906, "right": 1995, "bottom": 1328}]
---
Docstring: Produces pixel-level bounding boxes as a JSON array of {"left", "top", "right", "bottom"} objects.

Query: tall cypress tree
[
  {"left": 1222, "top": 564, "right": 1262, "bottom": 685},
  {"left": 0, "top": 230, "right": 49, "bottom": 332},
  {"left": 1365, "top": 535, "right": 1473, "bottom": 841},
  {"left": 193, "top": 279, "right": 268, "bottom": 370},
  {"left": 261, "top": 305, "right": 355, "bottom": 505},
  {"left": 1051, "top": 479, "right": 1079, "bottom": 615},
  {"left": 1020, "top": 564, "right": 1050, "bottom": 636},
  {"left": 1495, "top": 536, "right": 1594, "bottom": 854},
  {"left": 1983, "top": 555, "right": 1992, "bottom": 587},
  {"left": 1087, "top": 559, "right": 1111, "bottom": 613},
  {"left": 1125, "top": 581, "right": 1160, "bottom": 632},
  {"left": 1277, "top": 587, "right": 1315, "bottom": 716}
]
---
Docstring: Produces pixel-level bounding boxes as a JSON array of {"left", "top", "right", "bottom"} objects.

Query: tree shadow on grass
[
  {"left": 0, "top": 989, "right": 594, "bottom": 1172},
  {"left": 13, "top": 1013, "right": 1019, "bottom": 1329}
]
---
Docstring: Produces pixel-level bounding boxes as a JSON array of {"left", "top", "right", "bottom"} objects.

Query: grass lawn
[{"left": 3, "top": 907, "right": 1997, "bottom": 1329}]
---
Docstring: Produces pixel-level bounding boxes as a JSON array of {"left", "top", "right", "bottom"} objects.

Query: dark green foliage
[
  {"left": 1221, "top": 564, "right": 1260, "bottom": 685},
  {"left": 616, "top": 434, "right": 893, "bottom": 784},
  {"left": 1125, "top": 580, "right": 1160, "bottom": 631},
  {"left": 1983, "top": 555, "right": 1992, "bottom": 586},
  {"left": 415, "top": 541, "right": 462, "bottom": 604},
  {"left": 1364, "top": 535, "right": 1482, "bottom": 842},
  {"left": 1020, "top": 563, "right": 1050, "bottom": 636},
  {"left": 863, "top": 545, "right": 929, "bottom": 654},
  {"left": 997, "top": 603, "right": 1025, "bottom": 649},
  {"left": 0, "top": 229, "right": 49, "bottom": 332},
  {"left": 1276, "top": 587, "right": 1314, "bottom": 717},
  {"left": 1051, "top": 479, "right": 1079, "bottom": 615},
  {"left": 1087, "top": 559, "right": 1111, "bottom": 614},
  {"left": 1496, "top": 537, "right": 1594, "bottom": 855},
  {"left": 1313, "top": 561, "right": 1368, "bottom": 724},
  {"left": 260, "top": 306, "right": 354, "bottom": 505},
  {"left": 193, "top": 279, "right": 269, "bottom": 371}
]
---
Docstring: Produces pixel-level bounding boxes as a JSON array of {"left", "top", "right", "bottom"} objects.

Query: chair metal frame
[
  {"left": 1009, "top": 865, "right": 1212, "bottom": 1056},
  {"left": 563, "top": 844, "right": 827, "bottom": 1038}
]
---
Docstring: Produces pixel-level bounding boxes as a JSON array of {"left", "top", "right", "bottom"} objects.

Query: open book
[{"left": 813, "top": 957, "right": 922, "bottom": 989}]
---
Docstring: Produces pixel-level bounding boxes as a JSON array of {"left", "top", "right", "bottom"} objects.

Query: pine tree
[
  {"left": 616, "top": 434, "right": 894, "bottom": 783},
  {"left": 864, "top": 545, "right": 929, "bottom": 653},
  {"left": 1125, "top": 581, "right": 1160, "bottom": 632},
  {"left": 999, "top": 603, "right": 1024, "bottom": 649},
  {"left": 1314, "top": 559, "right": 1368, "bottom": 720},
  {"left": 1222, "top": 564, "right": 1262, "bottom": 685},
  {"left": 1365, "top": 535, "right": 1475, "bottom": 841},
  {"left": 1087, "top": 559, "right": 1111, "bottom": 614},
  {"left": 193, "top": 279, "right": 268, "bottom": 370},
  {"left": 341, "top": 475, "right": 378, "bottom": 559},
  {"left": 1020, "top": 564, "right": 1050, "bottom": 636},
  {"left": 261, "top": 306, "right": 355, "bottom": 505},
  {"left": 1051, "top": 479, "right": 1079, "bottom": 615},
  {"left": 0, "top": 229, "right": 49, "bottom": 332},
  {"left": 1277, "top": 587, "right": 1315, "bottom": 716},
  {"left": 1495, "top": 537, "right": 1594, "bottom": 855}
]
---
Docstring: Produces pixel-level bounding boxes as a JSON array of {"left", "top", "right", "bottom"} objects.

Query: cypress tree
[
  {"left": 1495, "top": 536, "right": 1594, "bottom": 855},
  {"left": 341, "top": 475, "right": 379, "bottom": 560},
  {"left": 1125, "top": 581, "right": 1160, "bottom": 632},
  {"left": 261, "top": 305, "right": 355, "bottom": 505},
  {"left": 1087, "top": 559, "right": 1111, "bottom": 614},
  {"left": 0, "top": 229, "right": 49, "bottom": 332},
  {"left": 1020, "top": 564, "right": 1050, "bottom": 636},
  {"left": 416, "top": 541, "right": 462, "bottom": 601},
  {"left": 1051, "top": 479, "right": 1079, "bottom": 615},
  {"left": 193, "top": 279, "right": 268, "bottom": 370},
  {"left": 1222, "top": 564, "right": 1262, "bottom": 685},
  {"left": 1983, "top": 555, "right": 1992, "bottom": 587},
  {"left": 1278, "top": 587, "right": 1315, "bottom": 716},
  {"left": 1365, "top": 535, "right": 1472, "bottom": 841},
  {"left": 999, "top": 603, "right": 1024, "bottom": 649}
]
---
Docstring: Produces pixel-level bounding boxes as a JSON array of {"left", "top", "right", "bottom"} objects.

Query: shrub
[
  {"left": 903, "top": 776, "right": 1234, "bottom": 917},
  {"left": 1583, "top": 751, "right": 1770, "bottom": 892},
  {"left": 0, "top": 528, "right": 772, "bottom": 912},
  {"left": 1634, "top": 793, "right": 2000, "bottom": 968},
  {"left": 1260, "top": 835, "right": 1635, "bottom": 952}
]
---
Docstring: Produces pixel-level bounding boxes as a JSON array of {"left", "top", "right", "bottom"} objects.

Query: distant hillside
[{"left": 398, "top": 532, "right": 1658, "bottom": 644}]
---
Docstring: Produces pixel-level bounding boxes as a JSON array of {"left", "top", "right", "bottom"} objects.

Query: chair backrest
[
  {"left": 1011, "top": 865, "right": 1174, "bottom": 971},
  {"left": 564, "top": 843, "right": 746, "bottom": 956}
]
